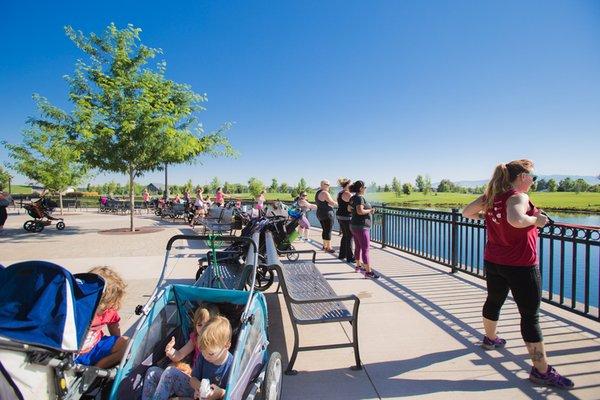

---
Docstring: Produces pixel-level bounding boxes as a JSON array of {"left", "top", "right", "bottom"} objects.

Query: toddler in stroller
[{"left": 0, "top": 261, "right": 116, "bottom": 400}]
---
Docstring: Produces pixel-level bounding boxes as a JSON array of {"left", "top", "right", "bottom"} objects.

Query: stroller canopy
[{"left": 0, "top": 261, "right": 104, "bottom": 351}]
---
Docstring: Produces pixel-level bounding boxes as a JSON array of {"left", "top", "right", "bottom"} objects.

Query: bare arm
[
  {"left": 107, "top": 322, "right": 121, "bottom": 336},
  {"left": 356, "top": 204, "right": 374, "bottom": 215},
  {"left": 319, "top": 192, "right": 338, "bottom": 207},
  {"left": 462, "top": 195, "right": 485, "bottom": 220},
  {"left": 506, "top": 193, "right": 546, "bottom": 228},
  {"left": 166, "top": 336, "right": 195, "bottom": 362}
]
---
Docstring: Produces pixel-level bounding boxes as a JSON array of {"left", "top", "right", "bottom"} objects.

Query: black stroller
[{"left": 23, "top": 196, "right": 65, "bottom": 232}]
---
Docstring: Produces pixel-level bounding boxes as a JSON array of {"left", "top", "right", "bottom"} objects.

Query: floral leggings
[{"left": 142, "top": 366, "right": 194, "bottom": 400}]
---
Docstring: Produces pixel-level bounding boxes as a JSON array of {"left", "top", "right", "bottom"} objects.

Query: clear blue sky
[{"left": 1, "top": 1, "right": 599, "bottom": 187}]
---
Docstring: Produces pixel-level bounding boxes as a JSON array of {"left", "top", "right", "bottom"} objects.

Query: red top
[
  {"left": 484, "top": 189, "right": 538, "bottom": 266},
  {"left": 79, "top": 308, "right": 121, "bottom": 354}
]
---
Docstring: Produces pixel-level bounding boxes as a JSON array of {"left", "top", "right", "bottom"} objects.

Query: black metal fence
[{"left": 365, "top": 205, "right": 600, "bottom": 321}]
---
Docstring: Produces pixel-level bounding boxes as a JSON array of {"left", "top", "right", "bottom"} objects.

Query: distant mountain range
[{"left": 449, "top": 175, "right": 598, "bottom": 188}]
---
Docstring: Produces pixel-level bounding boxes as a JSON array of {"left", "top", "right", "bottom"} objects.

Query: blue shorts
[{"left": 75, "top": 335, "right": 119, "bottom": 366}]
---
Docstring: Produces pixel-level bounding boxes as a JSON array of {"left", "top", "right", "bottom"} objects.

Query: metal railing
[{"left": 367, "top": 205, "right": 600, "bottom": 321}]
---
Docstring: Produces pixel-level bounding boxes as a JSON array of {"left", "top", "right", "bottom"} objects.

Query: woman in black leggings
[
  {"left": 336, "top": 178, "right": 354, "bottom": 262},
  {"left": 315, "top": 179, "right": 338, "bottom": 253},
  {"left": 463, "top": 159, "right": 573, "bottom": 389}
]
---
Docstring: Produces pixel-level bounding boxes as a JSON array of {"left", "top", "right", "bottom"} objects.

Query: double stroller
[
  {"left": 0, "top": 261, "right": 112, "bottom": 399},
  {"left": 23, "top": 197, "right": 65, "bottom": 232},
  {"left": 111, "top": 234, "right": 282, "bottom": 400}
]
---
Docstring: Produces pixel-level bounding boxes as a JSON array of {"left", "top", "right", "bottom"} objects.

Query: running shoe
[
  {"left": 481, "top": 335, "right": 506, "bottom": 350},
  {"left": 365, "top": 271, "right": 379, "bottom": 279},
  {"left": 529, "top": 365, "right": 574, "bottom": 389}
]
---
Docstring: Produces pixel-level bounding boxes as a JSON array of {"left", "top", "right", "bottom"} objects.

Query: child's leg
[
  {"left": 152, "top": 366, "right": 195, "bottom": 400},
  {"left": 96, "top": 336, "right": 129, "bottom": 369},
  {"left": 141, "top": 366, "right": 164, "bottom": 400}
]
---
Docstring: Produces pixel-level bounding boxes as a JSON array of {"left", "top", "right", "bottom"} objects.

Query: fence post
[
  {"left": 381, "top": 203, "right": 387, "bottom": 248},
  {"left": 451, "top": 208, "right": 459, "bottom": 273}
]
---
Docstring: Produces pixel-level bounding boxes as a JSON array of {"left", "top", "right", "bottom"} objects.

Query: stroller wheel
[
  {"left": 262, "top": 352, "right": 282, "bottom": 400},
  {"left": 23, "top": 220, "right": 35, "bottom": 231},
  {"left": 252, "top": 265, "right": 274, "bottom": 292},
  {"left": 285, "top": 245, "right": 299, "bottom": 262},
  {"left": 56, "top": 221, "right": 66, "bottom": 230},
  {"left": 33, "top": 221, "right": 45, "bottom": 233}
]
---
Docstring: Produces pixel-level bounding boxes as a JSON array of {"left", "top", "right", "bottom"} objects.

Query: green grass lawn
[
  {"left": 9, "top": 185, "right": 33, "bottom": 195},
  {"left": 365, "top": 191, "right": 600, "bottom": 212}
]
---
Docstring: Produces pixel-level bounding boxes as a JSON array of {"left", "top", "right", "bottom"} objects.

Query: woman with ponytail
[
  {"left": 462, "top": 159, "right": 573, "bottom": 389},
  {"left": 349, "top": 180, "right": 379, "bottom": 279}
]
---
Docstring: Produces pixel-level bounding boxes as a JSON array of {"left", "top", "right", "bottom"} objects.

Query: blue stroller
[
  {"left": 109, "top": 234, "right": 282, "bottom": 400},
  {"left": 0, "top": 261, "right": 112, "bottom": 399}
]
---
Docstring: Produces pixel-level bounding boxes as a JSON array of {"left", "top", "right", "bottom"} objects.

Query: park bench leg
[
  {"left": 350, "top": 319, "right": 362, "bottom": 370},
  {"left": 285, "top": 321, "right": 300, "bottom": 375}
]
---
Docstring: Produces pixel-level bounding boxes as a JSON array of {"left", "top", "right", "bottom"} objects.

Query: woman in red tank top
[{"left": 462, "top": 159, "right": 573, "bottom": 389}]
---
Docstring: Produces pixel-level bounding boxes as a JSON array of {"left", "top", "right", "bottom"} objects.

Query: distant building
[{"left": 146, "top": 183, "right": 165, "bottom": 194}]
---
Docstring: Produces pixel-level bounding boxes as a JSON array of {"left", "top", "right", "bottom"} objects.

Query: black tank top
[
  {"left": 315, "top": 189, "right": 333, "bottom": 219},
  {"left": 336, "top": 191, "right": 351, "bottom": 218}
]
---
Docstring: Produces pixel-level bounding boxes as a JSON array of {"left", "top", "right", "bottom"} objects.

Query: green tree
[
  {"left": 210, "top": 177, "right": 221, "bottom": 192},
  {"left": 558, "top": 178, "right": 574, "bottom": 192},
  {"left": 573, "top": 178, "right": 589, "bottom": 194},
  {"left": 269, "top": 178, "right": 278, "bottom": 193},
  {"left": 391, "top": 177, "right": 401, "bottom": 197},
  {"left": 383, "top": 184, "right": 390, "bottom": 192},
  {"left": 402, "top": 183, "right": 413, "bottom": 195},
  {"left": 223, "top": 181, "right": 233, "bottom": 194},
  {"left": 0, "top": 166, "right": 11, "bottom": 192},
  {"left": 4, "top": 96, "right": 87, "bottom": 214},
  {"left": 65, "top": 24, "right": 233, "bottom": 230},
  {"left": 279, "top": 182, "right": 289, "bottom": 193},
  {"left": 536, "top": 178, "right": 548, "bottom": 191},
  {"left": 296, "top": 178, "right": 308, "bottom": 194},
  {"left": 436, "top": 179, "right": 455, "bottom": 193},
  {"left": 547, "top": 179, "right": 557, "bottom": 192},
  {"left": 248, "top": 177, "right": 265, "bottom": 198}
]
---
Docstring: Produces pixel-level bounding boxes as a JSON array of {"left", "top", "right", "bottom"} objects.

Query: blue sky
[{"left": 1, "top": 1, "right": 599, "bottom": 187}]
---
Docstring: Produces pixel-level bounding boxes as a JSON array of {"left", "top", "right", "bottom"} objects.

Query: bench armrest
[{"left": 288, "top": 294, "right": 360, "bottom": 316}]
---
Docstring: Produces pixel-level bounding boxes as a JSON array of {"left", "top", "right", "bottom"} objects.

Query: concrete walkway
[{"left": 1, "top": 212, "right": 599, "bottom": 399}]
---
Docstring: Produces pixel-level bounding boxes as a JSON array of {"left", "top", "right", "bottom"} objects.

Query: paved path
[{"left": 1, "top": 212, "right": 599, "bottom": 399}]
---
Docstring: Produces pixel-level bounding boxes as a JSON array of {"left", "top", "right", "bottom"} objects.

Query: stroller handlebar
[{"left": 166, "top": 234, "right": 258, "bottom": 252}]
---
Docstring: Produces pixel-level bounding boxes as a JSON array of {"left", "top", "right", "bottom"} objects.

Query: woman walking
[
  {"left": 0, "top": 190, "right": 13, "bottom": 234},
  {"left": 336, "top": 178, "right": 355, "bottom": 263},
  {"left": 214, "top": 187, "right": 225, "bottom": 207},
  {"left": 315, "top": 180, "right": 338, "bottom": 253},
  {"left": 349, "top": 180, "right": 378, "bottom": 279},
  {"left": 462, "top": 159, "right": 573, "bottom": 389}
]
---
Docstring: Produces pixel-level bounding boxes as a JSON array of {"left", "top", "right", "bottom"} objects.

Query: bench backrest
[{"left": 207, "top": 206, "right": 224, "bottom": 219}]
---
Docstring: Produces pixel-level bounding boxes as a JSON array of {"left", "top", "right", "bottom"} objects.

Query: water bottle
[{"left": 199, "top": 378, "right": 212, "bottom": 400}]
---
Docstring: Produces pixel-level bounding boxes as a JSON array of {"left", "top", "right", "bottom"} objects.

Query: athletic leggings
[
  {"left": 0, "top": 206, "right": 7, "bottom": 226},
  {"left": 482, "top": 260, "right": 543, "bottom": 343},
  {"left": 318, "top": 211, "right": 335, "bottom": 240},
  {"left": 350, "top": 226, "right": 371, "bottom": 265},
  {"left": 337, "top": 218, "right": 354, "bottom": 261},
  {"left": 142, "top": 365, "right": 194, "bottom": 400}
]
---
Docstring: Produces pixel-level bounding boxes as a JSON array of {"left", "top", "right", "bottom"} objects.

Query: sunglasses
[{"left": 524, "top": 173, "right": 538, "bottom": 182}]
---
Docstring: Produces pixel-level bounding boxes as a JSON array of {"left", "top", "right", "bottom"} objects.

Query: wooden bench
[{"left": 263, "top": 231, "right": 362, "bottom": 375}]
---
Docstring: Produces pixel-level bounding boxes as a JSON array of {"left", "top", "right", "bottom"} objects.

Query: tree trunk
[
  {"left": 59, "top": 192, "right": 64, "bottom": 215},
  {"left": 129, "top": 167, "right": 135, "bottom": 232},
  {"left": 164, "top": 163, "right": 169, "bottom": 200}
]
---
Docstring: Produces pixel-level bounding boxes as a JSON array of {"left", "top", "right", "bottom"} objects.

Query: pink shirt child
[{"left": 80, "top": 308, "right": 121, "bottom": 354}]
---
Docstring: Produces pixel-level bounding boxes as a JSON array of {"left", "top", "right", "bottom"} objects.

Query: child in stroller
[{"left": 23, "top": 195, "right": 65, "bottom": 232}]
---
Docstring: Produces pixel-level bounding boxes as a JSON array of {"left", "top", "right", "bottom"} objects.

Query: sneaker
[
  {"left": 365, "top": 271, "right": 379, "bottom": 279},
  {"left": 355, "top": 266, "right": 364, "bottom": 273},
  {"left": 481, "top": 335, "right": 507, "bottom": 350},
  {"left": 326, "top": 248, "right": 335, "bottom": 254},
  {"left": 347, "top": 258, "right": 356, "bottom": 263},
  {"left": 529, "top": 365, "right": 574, "bottom": 389}
]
